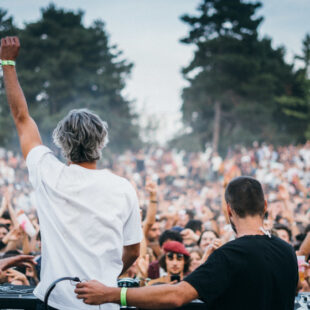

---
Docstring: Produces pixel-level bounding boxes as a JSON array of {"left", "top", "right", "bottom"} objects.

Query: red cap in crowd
[{"left": 163, "top": 241, "right": 190, "bottom": 257}]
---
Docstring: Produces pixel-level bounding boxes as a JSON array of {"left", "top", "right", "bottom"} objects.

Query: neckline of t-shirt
[
  {"left": 70, "top": 164, "right": 109, "bottom": 173},
  {"left": 238, "top": 234, "right": 272, "bottom": 239}
]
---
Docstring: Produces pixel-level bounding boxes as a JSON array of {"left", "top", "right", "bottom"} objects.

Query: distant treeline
[{"left": 0, "top": 1, "right": 309, "bottom": 154}]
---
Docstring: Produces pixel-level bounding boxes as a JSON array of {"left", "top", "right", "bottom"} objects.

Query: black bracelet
[{"left": 150, "top": 200, "right": 158, "bottom": 204}]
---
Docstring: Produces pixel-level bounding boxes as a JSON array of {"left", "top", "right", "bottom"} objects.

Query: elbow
[
  {"left": 172, "top": 298, "right": 183, "bottom": 308},
  {"left": 165, "top": 290, "right": 185, "bottom": 308},
  {"left": 166, "top": 296, "right": 183, "bottom": 309},
  {"left": 133, "top": 247, "right": 140, "bottom": 261},
  {"left": 14, "top": 113, "right": 29, "bottom": 126}
]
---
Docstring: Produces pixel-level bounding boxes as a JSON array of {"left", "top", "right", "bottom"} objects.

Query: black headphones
[{"left": 44, "top": 277, "right": 81, "bottom": 310}]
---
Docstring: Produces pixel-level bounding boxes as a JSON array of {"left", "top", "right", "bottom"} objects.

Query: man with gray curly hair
[{"left": 1, "top": 37, "right": 142, "bottom": 310}]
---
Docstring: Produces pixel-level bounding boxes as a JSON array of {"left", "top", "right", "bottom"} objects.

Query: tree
[
  {"left": 179, "top": 0, "right": 308, "bottom": 152},
  {"left": 275, "top": 34, "right": 310, "bottom": 141},
  {"left": 0, "top": 5, "right": 141, "bottom": 152}
]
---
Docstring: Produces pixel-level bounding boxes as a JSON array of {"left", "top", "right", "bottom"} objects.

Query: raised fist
[{"left": 0, "top": 36, "right": 20, "bottom": 61}]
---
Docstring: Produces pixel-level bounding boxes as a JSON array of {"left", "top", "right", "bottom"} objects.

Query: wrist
[
  {"left": 109, "top": 287, "right": 121, "bottom": 304},
  {"left": 150, "top": 194, "right": 157, "bottom": 200},
  {"left": 1, "top": 60, "right": 16, "bottom": 66}
]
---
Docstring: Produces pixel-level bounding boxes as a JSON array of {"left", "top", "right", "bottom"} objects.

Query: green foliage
[
  {"left": 0, "top": 5, "right": 141, "bottom": 152},
  {"left": 179, "top": 0, "right": 310, "bottom": 151}
]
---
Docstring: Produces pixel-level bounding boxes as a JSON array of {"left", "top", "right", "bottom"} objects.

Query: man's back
[
  {"left": 185, "top": 235, "right": 298, "bottom": 310},
  {"left": 27, "top": 146, "right": 142, "bottom": 310}
]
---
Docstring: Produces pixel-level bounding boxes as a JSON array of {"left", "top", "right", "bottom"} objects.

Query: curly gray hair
[{"left": 52, "top": 109, "right": 109, "bottom": 163}]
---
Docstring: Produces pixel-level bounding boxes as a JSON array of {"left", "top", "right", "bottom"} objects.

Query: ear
[
  {"left": 226, "top": 203, "right": 232, "bottom": 217},
  {"left": 264, "top": 200, "right": 268, "bottom": 214}
]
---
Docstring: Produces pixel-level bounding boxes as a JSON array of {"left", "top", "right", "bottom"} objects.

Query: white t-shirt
[{"left": 26, "top": 146, "right": 143, "bottom": 310}]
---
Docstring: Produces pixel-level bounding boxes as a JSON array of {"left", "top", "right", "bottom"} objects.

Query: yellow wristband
[
  {"left": 1, "top": 60, "right": 15, "bottom": 66},
  {"left": 120, "top": 287, "right": 127, "bottom": 307}
]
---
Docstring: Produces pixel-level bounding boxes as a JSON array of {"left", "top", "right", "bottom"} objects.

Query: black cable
[{"left": 44, "top": 276, "right": 80, "bottom": 310}]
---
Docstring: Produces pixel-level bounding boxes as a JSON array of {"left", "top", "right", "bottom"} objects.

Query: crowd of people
[{"left": 0, "top": 141, "right": 309, "bottom": 293}]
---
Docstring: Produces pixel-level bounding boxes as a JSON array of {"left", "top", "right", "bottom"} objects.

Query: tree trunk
[{"left": 212, "top": 101, "right": 221, "bottom": 152}]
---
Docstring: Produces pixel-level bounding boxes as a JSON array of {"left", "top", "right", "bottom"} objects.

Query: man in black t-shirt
[{"left": 75, "top": 176, "right": 298, "bottom": 310}]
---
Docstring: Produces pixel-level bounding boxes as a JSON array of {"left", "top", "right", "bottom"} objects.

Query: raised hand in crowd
[
  {"left": 5, "top": 268, "right": 30, "bottom": 285},
  {"left": 180, "top": 228, "right": 199, "bottom": 244},
  {"left": 143, "top": 178, "right": 158, "bottom": 243},
  {"left": 202, "top": 238, "right": 222, "bottom": 262},
  {"left": 0, "top": 254, "right": 36, "bottom": 284},
  {"left": 136, "top": 254, "right": 150, "bottom": 281}
]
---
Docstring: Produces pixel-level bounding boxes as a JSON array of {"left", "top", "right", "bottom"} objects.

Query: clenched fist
[{"left": 0, "top": 36, "right": 20, "bottom": 60}]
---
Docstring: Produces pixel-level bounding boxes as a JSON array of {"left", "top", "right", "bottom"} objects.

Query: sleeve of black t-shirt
[{"left": 184, "top": 248, "right": 231, "bottom": 306}]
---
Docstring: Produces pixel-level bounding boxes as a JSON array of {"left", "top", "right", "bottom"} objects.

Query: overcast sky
[{"left": 2, "top": 0, "right": 310, "bottom": 141}]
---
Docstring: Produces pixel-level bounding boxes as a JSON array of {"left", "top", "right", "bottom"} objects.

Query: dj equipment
[
  {"left": 0, "top": 285, "right": 37, "bottom": 310},
  {"left": 0, "top": 285, "right": 309, "bottom": 310},
  {"left": 295, "top": 292, "right": 310, "bottom": 309}
]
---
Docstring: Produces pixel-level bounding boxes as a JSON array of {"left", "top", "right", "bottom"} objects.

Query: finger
[
  {"left": 76, "top": 293, "right": 88, "bottom": 299},
  {"left": 13, "top": 37, "right": 20, "bottom": 47},
  {"left": 8, "top": 37, "right": 14, "bottom": 45},
  {"left": 75, "top": 287, "right": 88, "bottom": 294},
  {"left": 76, "top": 282, "right": 86, "bottom": 289},
  {"left": 84, "top": 298, "right": 93, "bottom": 304}
]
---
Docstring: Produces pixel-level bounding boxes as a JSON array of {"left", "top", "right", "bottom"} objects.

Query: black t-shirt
[{"left": 184, "top": 235, "right": 298, "bottom": 310}]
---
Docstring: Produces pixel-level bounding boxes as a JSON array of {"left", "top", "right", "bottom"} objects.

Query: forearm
[
  {"left": 22, "top": 234, "right": 30, "bottom": 255},
  {"left": 3, "top": 66, "right": 30, "bottom": 125},
  {"left": 143, "top": 201, "right": 157, "bottom": 237},
  {"left": 139, "top": 236, "right": 147, "bottom": 257},
  {"left": 7, "top": 203, "right": 19, "bottom": 228},
  {"left": 121, "top": 244, "right": 140, "bottom": 275},
  {"left": 108, "top": 284, "right": 184, "bottom": 309}
]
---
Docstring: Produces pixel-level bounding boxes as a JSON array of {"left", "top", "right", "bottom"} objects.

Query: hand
[
  {"left": 145, "top": 179, "right": 157, "bottom": 200},
  {"left": 5, "top": 268, "right": 29, "bottom": 285},
  {"left": 0, "top": 255, "right": 36, "bottom": 272},
  {"left": 202, "top": 239, "right": 222, "bottom": 262},
  {"left": 6, "top": 226, "right": 23, "bottom": 242},
  {"left": 180, "top": 228, "right": 199, "bottom": 243},
  {"left": 0, "top": 37, "right": 20, "bottom": 61},
  {"left": 136, "top": 254, "right": 150, "bottom": 278},
  {"left": 75, "top": 280, "right": 111, "bottom": 305},
  {"left": 278, "top": 184, "right": 289, "bottom": 201}
]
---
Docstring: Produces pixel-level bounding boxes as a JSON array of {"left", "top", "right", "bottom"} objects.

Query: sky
[{"left": 1, "top": 0, "right": 310, "bottom": 142}]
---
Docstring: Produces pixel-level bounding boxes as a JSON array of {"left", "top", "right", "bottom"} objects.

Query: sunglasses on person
[{"left": 166, "top": 252, "right": 184, "bottom": 261}]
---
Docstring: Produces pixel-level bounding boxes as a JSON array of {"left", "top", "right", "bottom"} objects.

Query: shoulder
[
  {"left": 26, "top": 145, "right": 53, "bottom": 164},
  {"left": 104, "top": 171, "right": 137, "bottom": 196},
  {"left": 26, "top": 145, "right": 64, "bottom": 171}
]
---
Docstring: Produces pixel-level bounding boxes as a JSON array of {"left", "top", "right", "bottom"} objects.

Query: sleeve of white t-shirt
[
  {"left": 123, "top": 183, "right": 143, "bottom": 246},
  {"left": 26, "top": 145, "right": 63, "bottom": 189}
]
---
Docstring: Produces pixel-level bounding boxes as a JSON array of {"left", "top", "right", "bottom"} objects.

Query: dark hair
[
  {"left": 185, "top": 209, "right": 195, "bottom": 220},
  {"left": 1, "top": 211, "right": 11, "bottom": 220},
  {"left": 2, "top": 250, "right": 21, "bottom": 258},
  {"left": 185, "top": 220, "right": 203, "bottom": 233},
  {"left": 0, "top": 223, "right": 9, "bottom": 232},
  {"left": 159, "top": 230, "right": 183, "bottom": 247},
  {"left": 158, "top": 253, "right": 190, "bottom": 274},
  {"left": 225, "top": 176, "right": 265, "bottom": 218},
  {"left": 197, "top": 229, "right": 219, "bottom": 246},
  {"left": 274, "top": 223, "right": 292, "bottom": 241}
]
